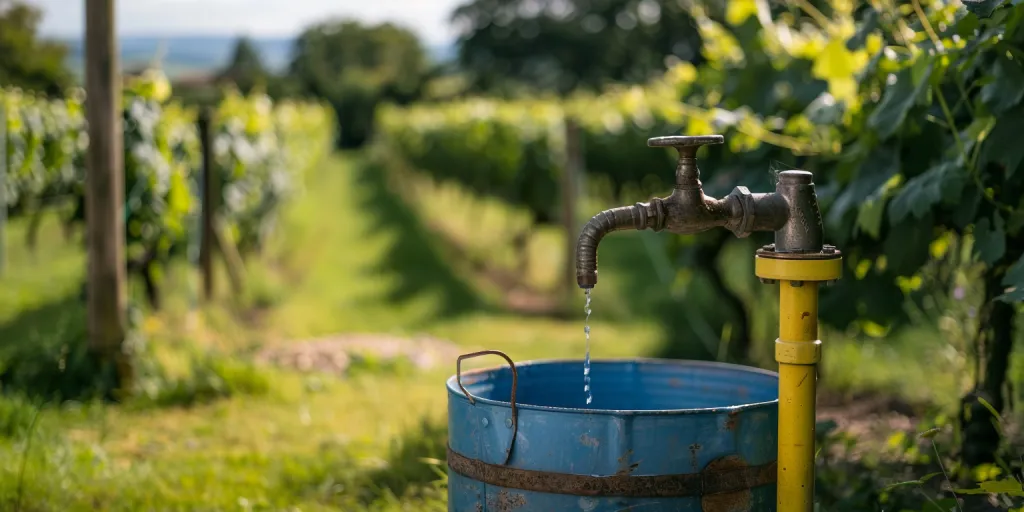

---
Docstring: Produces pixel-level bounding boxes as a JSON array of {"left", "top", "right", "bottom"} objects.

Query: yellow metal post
[
  {"left": 777, "top": 281, "right": 819, "bottom": 511},
  {"left": 755, "top": 250, "right": 841, "bottom": 512}
]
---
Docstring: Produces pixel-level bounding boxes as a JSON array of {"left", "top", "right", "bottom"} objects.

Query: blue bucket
[{"left": 446, "top": 351, "right": 779, "bottom": 511}]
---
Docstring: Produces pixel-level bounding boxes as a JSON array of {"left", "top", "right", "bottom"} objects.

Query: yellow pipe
[{"left": 776, "top": 281, "right": 820, "bottom": 512}]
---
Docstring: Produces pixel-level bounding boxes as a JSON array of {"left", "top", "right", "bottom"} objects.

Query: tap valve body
[{"left": 575, "top": 135, "right": 824, "bottom": 288}]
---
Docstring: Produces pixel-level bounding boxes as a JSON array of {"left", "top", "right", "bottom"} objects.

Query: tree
[
  {"left": 0, "top": 0, "right": 73, "bottom": 95},
  {"left": 216, "top": 36, "right": 269, "bottom": 95},
  {"left": 450, "top": 0, "right": 705, "bottom": 95},
  {"left": 289, "top": 20, "right": 427, "bottom": 147}
]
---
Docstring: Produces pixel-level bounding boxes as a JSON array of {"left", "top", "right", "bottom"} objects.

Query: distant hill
[{"left": 60, "top": 35, "right": 456, "bottom": 81}]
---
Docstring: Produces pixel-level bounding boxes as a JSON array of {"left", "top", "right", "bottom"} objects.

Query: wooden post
[
  {"left": 562, "top": 118, "right": 582, "bottom": 300},
  {"left": 85, "top": 0, "right": 129, "bottom": 383},
  {"left": 198, "top": 108, "right": 216, "bottom": 300},
  {"left": 0, "top": 100, "right": 7, "bottom": 277},
  {"left": 213, "top": 215, "right": 246, "bottom": 294}
]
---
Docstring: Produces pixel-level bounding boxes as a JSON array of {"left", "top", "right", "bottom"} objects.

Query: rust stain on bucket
[
  {"left": 701, "top": 456, "right": 753, "bottom": 512},
  {"left": 724, "top": 410, "right": 741, "bottom": 431},
  {"left": 487, "top": 490, "right": 527, "bottom": 510},
  {"left": 615, "top": 450, "right": 637, "bottom": 475},
  {"left": 689, "top": 443, "right": 702, "bottom": 472}
]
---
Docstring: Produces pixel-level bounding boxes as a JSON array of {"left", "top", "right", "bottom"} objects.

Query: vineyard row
[{"left": 1, "top": 69, "right": 334, "bottom": 304}]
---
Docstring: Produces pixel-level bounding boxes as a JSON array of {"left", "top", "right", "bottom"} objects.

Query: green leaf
[
  {"left": 856, "top": 195, "right": 887, "bottom": 239},
  {"left": 884, "top": 215, "right": 934, "bottom": 276},
  {"left": 1007, "top": 209, "right": 1024, "bottom": 235},
  {"left": 828, "top": 145, "right": 901, "bottom": 231},
  {"left": 888, "top": 163, "right": 967, "bottom": 223},
  {"left": 956, "top": 477, "right": 1024, "bottom": 496},
  {"left": 1003, "top": 253, "right": 1024, "bottom": 287},
  {"left": 980, "top": 55, "right": 1024, "bottom": 115},
  {"left": 963, "top": 0, "right": 1008, "bottom": 17},
  {"left": 805, "top": 92, "right": 844, "bottom": 126},
  {"left": 726, "top": 0, "right": 758, "bottom": 26},
  {"left": 997, "top": 288, "right": 1024, "bottom": 302},
  {"left": 954, "top": 10, "right": 981, "bottom": 38},
  {"left": 847, "top": 8, "right": 880, "bottom": 50},
  {"left": 952, "top": 184, "right": 983, "bottom": 229},
  {"left": 882, "top": 472, "right": 943, "bottom": 491},
  {"left": 978, "top": 106, "right": 1024, "bottom": 175},
  {"left": 868, "top": 63, "right": 933, "bottom": 140},
  {"left": 963, "top": 116, "right": 997, "bottom": 157},
  {"left": 998, "top": 253, "right": 1024, "bottom": 302},
  {"left": 974, "top": 213, "right": 1006, "bottom": 265}
]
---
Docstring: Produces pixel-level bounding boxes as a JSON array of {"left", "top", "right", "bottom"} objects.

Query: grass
[
  {"left": 0, "top": 151, "right": 664, "bottom": 510},
  {"left": 0, "top": 149, "right": 992, "bottom": 510}
]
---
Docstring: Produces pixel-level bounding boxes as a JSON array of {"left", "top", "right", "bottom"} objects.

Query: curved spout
[
  {"left": 574, "top": 132, "right": 821, "bottom": 290},
  {"left": 574, "top": 187, "right": 792, "bottom": 289},
  {"left": 575, "top": 202, "right": 663, "bottom": 288}
]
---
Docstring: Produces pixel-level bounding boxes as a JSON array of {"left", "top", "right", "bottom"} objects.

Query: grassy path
[{"left": 0, "top": 152, "right": 662, "bottom": 511}]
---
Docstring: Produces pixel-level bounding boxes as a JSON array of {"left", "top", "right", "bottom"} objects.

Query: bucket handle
[{"left": 456, "top": 350, "right": 518, "bottom": 465}]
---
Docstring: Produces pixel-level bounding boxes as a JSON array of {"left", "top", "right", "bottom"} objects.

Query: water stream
[{"left": 584, "top": 288, "right": 592, "bottom": 405}]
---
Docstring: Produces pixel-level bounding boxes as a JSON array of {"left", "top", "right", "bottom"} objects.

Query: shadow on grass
[
  {"left": 278, "top": 417, "right": 448, "bottom": 508},
  {"left": 0, "top": 291, "right": 119, "bottom": 402},
  {"left": 353, "top": 159, "right": 487, "bottom": 320}
]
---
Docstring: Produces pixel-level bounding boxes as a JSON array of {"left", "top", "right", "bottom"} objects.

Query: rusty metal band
[{"left": 447, "top": 446, "right": 777, "bottom": 498}]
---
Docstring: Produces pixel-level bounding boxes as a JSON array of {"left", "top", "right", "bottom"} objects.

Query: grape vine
[{"left": 1, "top": 68, "right": 334, "bottom": 306}]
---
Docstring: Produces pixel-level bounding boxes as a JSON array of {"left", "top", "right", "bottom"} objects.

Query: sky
[{"left": 28, "top": 0, "right": 463, "bottom": 45}]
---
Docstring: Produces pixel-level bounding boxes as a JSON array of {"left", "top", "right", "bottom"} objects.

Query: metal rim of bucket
[{"left": 448, "top": 356, "right": 780, "bottom": 417}]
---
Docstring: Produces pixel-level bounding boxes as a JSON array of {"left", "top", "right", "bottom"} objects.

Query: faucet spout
[
  {"left": 574, "top": 135, "right": 821, "bottom": 290},
  {"left": 575, "top": 201, "right": 664, "bottom": 288}
]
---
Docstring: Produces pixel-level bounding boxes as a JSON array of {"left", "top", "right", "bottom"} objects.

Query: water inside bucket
[{"left": 457, "top": 359, "right": 778, "bottom": 411}]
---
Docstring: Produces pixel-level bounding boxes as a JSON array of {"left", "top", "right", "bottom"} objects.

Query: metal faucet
[
  {"left": 574, "top": 134, "right": 843, "bottom": 512},
  {"left": 575, "top": 135, "right": 825, "bottom": 289}
]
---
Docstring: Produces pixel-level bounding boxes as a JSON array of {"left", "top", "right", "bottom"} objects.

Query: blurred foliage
[
  {"left": 377, "top": 99, "right": 566, "bottom": 226},
  {"left": 1, "top": 69, "right": 335, "bottom": 308},
  {"left": 288, "top": 20, "right": 428, "bottom": 148},
  {"left": 0, "top": 0, "right": 72, "bottom": 95},
  {"left": 379, "top": 0, "right": 1024, "bottom": 465},
  {"left": 215, "top": 36, "right": 271, "bottom": 96},
  {"left": 132, "top": 352, "right": 271, "bottom": 409},
  {"left": 450, "top": 0, "right": 705, "bottom": 95},
  {"left": 0, "top": 72, "right": 333, "bottom": 404}
]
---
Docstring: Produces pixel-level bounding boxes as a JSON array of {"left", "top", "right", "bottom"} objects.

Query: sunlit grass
[
  {"left": 0, "top": 150, "right": 987, "bottom": 510},
  {"left": 0, "top": 151, "right": 662, "bottom": 510}
]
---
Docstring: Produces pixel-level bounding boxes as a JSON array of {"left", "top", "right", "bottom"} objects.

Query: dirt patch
[
  {"left": 255, "top": 333, "right": 466, "bottom": 375},
  {"left": 816, "top": 391, "right": 923, "bottom": 460}
]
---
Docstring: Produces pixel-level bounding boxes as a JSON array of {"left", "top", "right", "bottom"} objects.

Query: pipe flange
[
  {"left": 755, "top": 243, "right": 842, "bottom": 260},
  {"left": 755, "top": 250, "right": 843, "bottom": 282},
  {"left": 633, "top": 202, "right": 648, "bottom": 230},
  {"left": 648, "top": 198, "right": 667, "bottom": 232},
  {"left": 727, "top": 186, "right": 756, "bottom": 238}
]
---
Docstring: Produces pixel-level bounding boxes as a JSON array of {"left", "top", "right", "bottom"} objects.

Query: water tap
[{"left": 575, "top": 135, "right": 824, "bottom": 288}]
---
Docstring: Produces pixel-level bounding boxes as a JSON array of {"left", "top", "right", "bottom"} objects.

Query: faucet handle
[
  {"left": 648, "top": 135, "right": 723, "bottom": 186},
  {"left": 647, "top": 135, "right": 724, "bottom": 156}
]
